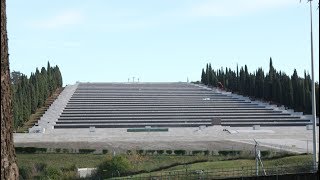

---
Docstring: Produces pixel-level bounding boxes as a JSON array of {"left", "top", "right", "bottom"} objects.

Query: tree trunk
[{"left": 1, "top": 0, "right": 19, "bottom": 179}]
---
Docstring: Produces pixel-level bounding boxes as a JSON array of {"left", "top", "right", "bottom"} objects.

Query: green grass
[
  {"left": 16, "top": 152, "right": 313, "bottom": 179},
  {"left": 117, "top": 154, "right": 313, "bottom": 179},
  {"left": 17, "top": 153, "right": 106, "bottom": 169}
]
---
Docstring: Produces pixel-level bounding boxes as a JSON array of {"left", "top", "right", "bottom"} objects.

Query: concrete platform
[{"left": 14, "top": 126, "right": 319, "bottom": 154}]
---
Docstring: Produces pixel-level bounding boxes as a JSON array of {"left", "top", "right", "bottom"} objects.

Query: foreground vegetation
[
  {"left": 16, "top": 151, "right": 312, "bottom": 179},
  {"left": 120, "top": 154, "right": 313, "bottom": 179}
]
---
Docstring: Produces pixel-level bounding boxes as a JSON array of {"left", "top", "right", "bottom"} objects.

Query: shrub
[
  {"left": 136, "top": 150, "right": 144, "bottom": 155},
  {"left": 62, "top": 149, "right": 69, "bottom": 153},
  {"left": 37, "top": 148, "right": 47, "bottom": 153},
  {"left": 19, "top": 166, "right": 33, "bottom": 179},
  {"left": 204, "top": 150, "right": 210, "bottom": 156},
  {"left": 157, "top": 150, "right": 164, "bottom": 155},
  {"left": 127, "top": 150, "right": 132, "bottom": 155},
  {"left": 34, "top": 162, "right": 47, "bottom": 173},
  {"left": 146, "top": 150, "right": 155, "bottom": 155},
  {"left": 166, "top": 150, "right": 173, "bottom": 155},
  {"left": 55, "top": 148, "right": 61, "bottom": 153},
  {"left": 260, "top": 151, "right": 270, "bottom": 158},
  {"left": 218, "top": 150, "right": 241, "bottom": 156},
  {"left": 61, "top": 164, "right": 77, "bottom": 172},
  {"left": 192, "top": 150, "right": 203, "bottom": 155},
  {"left": 79, "top": 149, "right": 95, "bottom": 154},
  {"left": 44, "top": 167, "right": 62, "bottom": 180},
  {"left": 15, "top": 147, "right": 24, "bottom": 154},
  {"left": 102, "top": 149, "right": 108, "bottom": 154},
  {"left": 15, "top": 147, "right": 37, "bottom": 154},
  {"left": 95, "top": 155, "right": 132, "bottom": 178},
  {"left": 174, "top": 150, "right": 186, "bottom": 155}
]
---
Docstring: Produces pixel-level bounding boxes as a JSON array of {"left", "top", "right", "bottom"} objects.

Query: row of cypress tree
[
  {"left": 11, "top": 62, "right": 63, "bottom": 128},
  {"left": 200, "top": 58, "right": 319, "bottom": 116}
]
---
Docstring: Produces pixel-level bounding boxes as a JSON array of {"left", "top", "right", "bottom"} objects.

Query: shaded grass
[{"left": 16, "top": 153, "right": 106, "bottom": 169}]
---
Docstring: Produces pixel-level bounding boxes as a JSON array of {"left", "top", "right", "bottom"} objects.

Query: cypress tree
[
  {"left": 208, "top": 64, "right": 213, "bottom": 86},
  {"left": 291, "top": 69, "right": 299, "bottom": 109},
  {"left": 199, "top": 60, "right": 319, "bottom": 115},
  {"left": 201, "top": 68, "right": 206, "bottom": 84}
]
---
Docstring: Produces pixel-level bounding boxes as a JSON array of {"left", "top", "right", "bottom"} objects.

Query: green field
[
  {"left": 16, "top": 152, "right": 313, "bottom": 179},
  {"left": 117, "top": 155, "right": 313, "bottom": 179}
]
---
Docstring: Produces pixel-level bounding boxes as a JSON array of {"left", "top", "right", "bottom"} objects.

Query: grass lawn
[
  {"left": 16, "top": 153, "right": 217, "bottom": 171},
  {"left": 16, "top": 152, "right": 312, "bottom": 177},
  {"left": 117, "top": 154, "right": 313, "bottom": 179},
  {"left": 16, "top": 153, "right": 106, "bottom": 169}
]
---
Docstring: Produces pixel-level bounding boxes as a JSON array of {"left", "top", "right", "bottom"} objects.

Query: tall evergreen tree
[
  {"left": 201, "top": 68, "right": 206, "bottom": 84},
  {"left": 200, "top": 59, "right": 319, "bottom": 115}
]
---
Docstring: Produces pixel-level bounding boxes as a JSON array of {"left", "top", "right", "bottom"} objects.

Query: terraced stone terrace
[
  {"left": 54, "top": 82, "right": 311, "bottom": 129},
  {"left": 14, "top": 82, "right": 318, "bottom": 154}
]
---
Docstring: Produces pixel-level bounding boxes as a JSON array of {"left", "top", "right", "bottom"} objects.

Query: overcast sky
[{"left": 7, "top": 0, "right": 319, "bottom": 85}]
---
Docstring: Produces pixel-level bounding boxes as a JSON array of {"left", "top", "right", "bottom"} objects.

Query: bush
[
  {"left": 62, "top": 148, "right": 69, "bottom": 153},
  {"left": 218, "top": 150, "right": 241, "bottom": 156},
  {"left": 157, "top": 150, "right": 164, "bottom": 155},
  {"left": 204, "top": 150, "right": 210, "bottom": 156},
  {"left": 136, "top": 150, "right": 144, "bottom": 155},
  {"left": 174, "top": 150, "right": 186, "bottom": 155},
  {"left": 102, "top": 149, "right": 109, "bottom": 154},
  {"left": 126, "top": 150, "right": 132, "bottom": 155},
  {"left": 15, "top": 147, "right": 37, "bottom": 154},
  {"left": 95, "top": 155, "right": 132, "bottom": 178},
  {"left": 19, "top": 166, "right": 33, "bottom": 179},
  {"left": 166, "top": 150, "right": 173, "bottom": 155},
  {"left": 60, "top": 164, "right": 78, "bottom": 179},
  {"left": 36, "top": 148, "right": 47, "bottom": 153},
  {"left": 260, "top": 151, "right": 270, "bottom": 158},
  {"left": 192, "top": 150, "right": 203, "bottom": 155},
  {"left": 79, "top": 149, "right": 95, "bottom": 154},
  {"left": 55, "top": 148, "right": 61, "bottom": 153},
  {"left": 34, "top": 162, "right": 47, "bottom": 173},
  {"left": 44, "top": 167, "right": 62, "bottom": 180},
  {"left": 146, "top": 150, "right": 155, "bottom": 155}
]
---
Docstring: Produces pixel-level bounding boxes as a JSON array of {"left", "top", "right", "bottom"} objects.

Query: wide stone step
[
  {"left": 57, "top": 116, "right": 302, "bottom": 120},
  {"left": 56, "top": 119, "right": 213, "bottom": 124},
  {"left": 62, "top": 108, "right": 275, "bottom": 112},
  {"left": 222, "top": 121, "right": 311, "bottom": 126},
  {"left": 59, "top": 113, "right": 294, "bottom": 117},
  {"left": 68, "top": 99, "right": 245, "bottom": 102},
  {"left": 54, "top": 122, "right": 212, "bottom": 128},
  {"left": 64, "top": 105, "right": 263, "bottom": 108},
  {"left": 72, "top": 94, "right": 227, "bottom": 97}
]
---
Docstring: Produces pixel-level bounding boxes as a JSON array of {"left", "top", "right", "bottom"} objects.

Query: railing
[{"left": 111, "top": 163, "right": 317, "bottom": 180}]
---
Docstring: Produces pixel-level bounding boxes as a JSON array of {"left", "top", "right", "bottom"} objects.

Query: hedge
[
  {"left": 218, "top": 150, "right": 241, "bottom": 156},
  {"left": 15, "top": 147, "right": 47, "bottom": 154},
  {"left": 78, "top": 149, "right": 95, "bottom": 154},
  {"left": 174, "top": 150, "right": 186, "bottom": 155}
]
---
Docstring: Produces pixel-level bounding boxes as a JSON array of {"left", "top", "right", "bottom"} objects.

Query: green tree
[{"left": 201, "top": 68, "right": 206, "bottom": 84}]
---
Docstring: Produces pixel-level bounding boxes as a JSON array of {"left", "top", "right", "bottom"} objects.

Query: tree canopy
[
  {"left": 11, "top": 62, "right": 63, "bottom": 129},
  {"left": 200, "top": 58, "right": 319, "bottom": 116}
]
